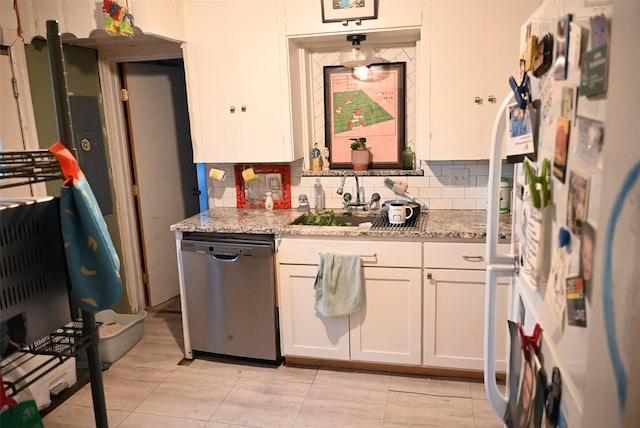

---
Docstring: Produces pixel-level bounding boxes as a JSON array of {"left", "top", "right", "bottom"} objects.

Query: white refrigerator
[{"left": 483, "top": 1, "right": 640, "bottom": 427}]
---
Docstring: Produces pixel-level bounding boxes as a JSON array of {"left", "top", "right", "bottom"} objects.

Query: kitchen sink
[
  {"left": 290, "top": 210, "right": 425, "bottom": 230},
  {"left": 290, "top": 211, "right": 382, "bottom": 227}
]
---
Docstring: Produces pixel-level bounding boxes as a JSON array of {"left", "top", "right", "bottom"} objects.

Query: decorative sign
[
  {"left": 579, "top": 44, "right": 608, "bottom": 97},
  {"left": 324, "top": 62, "right": 406, "bottom": 169}
]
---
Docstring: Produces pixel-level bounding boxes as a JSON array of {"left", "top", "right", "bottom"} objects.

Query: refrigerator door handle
[
  {"left": 484, "top": 263, "right": 513, "bottom": 419},
  {"left": 486, "top": 93, "right": 516, "bottom": 267},
  {"left": 485, "top": 92, "right": 516, "bottom": 421}
]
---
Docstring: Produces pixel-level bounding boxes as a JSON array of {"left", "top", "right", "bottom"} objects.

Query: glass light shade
[{"left": 340, "top": 46, "right": 375, "bottom": 68}]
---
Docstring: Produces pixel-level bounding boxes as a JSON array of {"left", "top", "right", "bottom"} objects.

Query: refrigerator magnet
[
  {"left": 553, "top": 14, "right": 572, "bottom": 81},
  {"left": 566, "top": 276, "right": 587, "bottom": 327},
  {"left": 567, "top": 170, "right": 589, "bottom": 236},
  {"left": 553, "top": 117, "right": 571, "bottom": 183}
]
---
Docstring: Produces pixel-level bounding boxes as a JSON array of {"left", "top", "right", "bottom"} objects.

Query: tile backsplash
[{"left": 206, "top": 160, "right": 514, "bottom": 211}]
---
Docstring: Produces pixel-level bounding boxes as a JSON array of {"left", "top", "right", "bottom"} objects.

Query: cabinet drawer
[
  {"left": 277, "top": 238, "right": 421, "bottom": 268},
  {"left": 423, "top": 242, "right": 510, "bottom": 270}
]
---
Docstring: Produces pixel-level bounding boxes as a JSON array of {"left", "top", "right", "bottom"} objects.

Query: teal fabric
[
  {"left": 314, "top": 252, "right": 363, "bottom": 317},
  {"left": 60, "top": 175, "right": 122, "bottom": 312}
]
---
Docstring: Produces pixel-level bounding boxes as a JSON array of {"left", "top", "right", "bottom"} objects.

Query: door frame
[
  {"left": 3, "top": 38, "right": 46, "bottom": 196},
  {"left": 97, "top": 41, "right": 184, "bottom": 313}
]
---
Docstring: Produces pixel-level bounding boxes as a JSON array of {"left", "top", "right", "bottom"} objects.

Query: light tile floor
[{"left": 43, "top": 311, "right": 504, "bottom": 427}]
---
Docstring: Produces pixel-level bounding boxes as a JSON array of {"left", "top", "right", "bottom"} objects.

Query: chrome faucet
[
  {"left": 337, "top": 171, "right": 360, "bottom": 201},
  {"left": 337, "top": 171, "right": 377, "bottom": 210}
]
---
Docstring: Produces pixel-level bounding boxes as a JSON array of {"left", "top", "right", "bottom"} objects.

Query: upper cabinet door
[
  {"left": 428, "top": 0, "right": 485, "bottom": 160},
  {"left": 183, "top": 0, "right": 295, "bottom": 163},
  {"left": 426, "top": 0, "right": 539, "bottom": 161},
  {"left": 480, "top": 0, "right": 540, "bottom": 159},
  {"left": 284, "top": 0, "right": 422, "bottom": 36},
  {"left": 127, "top": 0, "right": 186, "bottom": 41},
  {"left": 26, "top": 0, "right": 98, "bottom": 40}
]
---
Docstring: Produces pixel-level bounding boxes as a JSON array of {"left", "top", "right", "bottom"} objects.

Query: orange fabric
[{"left": 49, "top": 141, "right": 84, "bottom": 186}]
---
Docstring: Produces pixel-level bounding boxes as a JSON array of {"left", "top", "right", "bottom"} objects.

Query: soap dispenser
[
  {"left": 314, "top": 178, "right": 325, "bottom": 211},
  {"left": 265, "top": 192, "right": 274, "bottom": 211}
]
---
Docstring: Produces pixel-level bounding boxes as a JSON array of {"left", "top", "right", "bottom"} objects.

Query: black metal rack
[
  {"left": 0, "top": 150, "right": 63, "bottom": 188},
  {"left": 2, "top": 321, "right": 99, "bottom": 397},
  {"left": 1, "top": 20, "right": 108, "bottom": 428}
]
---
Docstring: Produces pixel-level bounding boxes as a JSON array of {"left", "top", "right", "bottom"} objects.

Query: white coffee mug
[{"left": 387, "top": 202, "right": 413, "bottom": 225}]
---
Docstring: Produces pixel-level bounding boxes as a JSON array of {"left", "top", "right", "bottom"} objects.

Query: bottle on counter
[
  {"left": 403, "top": 146, "right": 416, "bottom": 170},
  {"left": 314, "top": 178, "right": 325, "bottom": 211},
  {"left": 499, "top": 177, "right": 510, "bottom": 213},
  {"left": 265, "top": 192, "right": 274, "bottom": 211}
]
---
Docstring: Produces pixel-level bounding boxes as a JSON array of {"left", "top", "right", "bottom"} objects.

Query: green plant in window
[{"left": 350, "top": 137, "right": 367, "bottom": 150}]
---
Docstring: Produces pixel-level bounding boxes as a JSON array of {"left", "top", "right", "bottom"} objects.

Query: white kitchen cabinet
[
  {"left": 278, "top": 264, "right": 351, "bottom": 360},
  {"left": 277, "top": 237, "right": 422, "bottom": 365},
  {"left": 425, "top": 0, "right": 539, "bottom": 160},
  {"left": 15, "top": 0, "right": 97, "bottom": 41},
  {"left": 283, "top": 0, "right": 423, "bottom": 36},
  {"left": 126, "top": 0, "right": 185, "bottom": 41},
  {"left": 14, "top": 0, "right": 184, "bottom": 42},
  {"left": 423, "top": 242, "right": 511, "bottom": 371},
  {"left": 350, "top": 267, "right": 422, "bottom": 365},
  {"left": 183, "top": 0, "right": 300, "bottom": 163}
]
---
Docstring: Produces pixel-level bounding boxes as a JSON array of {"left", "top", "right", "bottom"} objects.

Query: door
[
  {"left": 350, "top": 267, "right": 422, "bottom": 365},
  {"left": 277, "top": 264, "right": 350, "bottom": 360},
  {"left": 122, "top": 61, "right": 200, "bottom": 307},
  {"left": 424, "top": 268, "right": 510, "bottom": 371}
]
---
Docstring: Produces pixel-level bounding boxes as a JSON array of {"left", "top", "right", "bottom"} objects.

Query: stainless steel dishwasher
[{"left": 180, "top": 233, "right": 279, "bottom": 362}]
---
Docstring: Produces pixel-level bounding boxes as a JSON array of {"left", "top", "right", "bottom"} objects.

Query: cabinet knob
[
  {"left": 487, "top": 95, "right": 496, "bottom": 103},
  {"left": 354, "top": 19, "right": 362, "bottom": 25},
  {"left": 230, "top": 106, "right": 235, "bottom": 113},
  {"left": 474, "top": 97, "right": 483, "bottom": 105},
  {"left": 241, "top": 105, "right": 247, "bottom": 113},
  {"left": 426, "top": 273, "right": 432, "bottom": 280},
  {"left": 342, "top": 20, "right": 348, "bottom": 26}
]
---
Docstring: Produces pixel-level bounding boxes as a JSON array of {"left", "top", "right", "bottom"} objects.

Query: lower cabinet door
[
  {"left": 423, "top": 269, "right": 510, "bottom": 371},
  {"left": 350, "top": 267, "right": 423, "bottom": 365},
  {"left": 278, "top": 264, "right": 349, "bottom": 360}
]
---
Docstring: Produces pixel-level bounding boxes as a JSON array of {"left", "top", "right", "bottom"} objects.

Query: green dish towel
[{"left": 314, "top": 252, "right": 363, "bottom": 317}]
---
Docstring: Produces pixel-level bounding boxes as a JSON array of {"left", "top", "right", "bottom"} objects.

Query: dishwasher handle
[{"left": 210, "top": 254, "right": 239, "bottom": 262}]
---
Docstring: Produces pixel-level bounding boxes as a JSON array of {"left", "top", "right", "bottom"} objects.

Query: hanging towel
[
  {"left": 50, "top": 142, "right": 122, "bottom": 312},
  {"left": 314, "top": 252, "right": 364, "bottom": 317}
]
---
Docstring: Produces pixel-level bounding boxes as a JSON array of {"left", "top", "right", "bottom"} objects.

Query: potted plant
[{"left": 350, "top": 137, "right": 370, "bottom": 171}]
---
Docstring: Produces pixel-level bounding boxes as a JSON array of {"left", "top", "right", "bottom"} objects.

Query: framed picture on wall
[
  {"left": 321, "top": 0, "right": 378, "bottom": 23},
  {"left": 324, "top": 62, "right": 406, "bottom": 169}
]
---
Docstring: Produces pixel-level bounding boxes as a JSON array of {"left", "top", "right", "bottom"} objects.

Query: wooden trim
[{"left": 283, "top": 357, "right": 506, "bottom": 382}]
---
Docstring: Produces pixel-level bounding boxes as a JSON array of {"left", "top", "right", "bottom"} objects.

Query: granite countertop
[{"left": 171, "top": 208, "right": 512, "bottom": 241}]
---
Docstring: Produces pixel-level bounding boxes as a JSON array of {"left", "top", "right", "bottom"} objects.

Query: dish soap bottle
[
  {"left": 265, "top": 192, "right": 274, "bottom": 211},
  {"left": 314, "top": 178, "right": 325, "bottom": 211}
]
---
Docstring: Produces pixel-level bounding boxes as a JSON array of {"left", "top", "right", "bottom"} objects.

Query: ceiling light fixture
[{"left": 340, "top": 34, "right": 375, "bottom": 68}]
